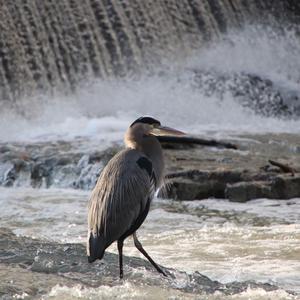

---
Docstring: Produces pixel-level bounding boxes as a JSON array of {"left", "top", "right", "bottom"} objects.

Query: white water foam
[
  {"left": 41, "top": 284, "right": 298, "bottom": 300},
  {"left": 42, "top": 282, "right": 197, "bottom": 300},
  {"left": 191, "top": 26, "right": 300, "bottom": 84},
  {"left": 1, "top": 187, "right": 300, "bottom": 294},
  {"left": 0, "top": 27, "right": 300, "bottom": 143},
  {"left": 1, "top": 77, "right": 299, "bottom": 143}
]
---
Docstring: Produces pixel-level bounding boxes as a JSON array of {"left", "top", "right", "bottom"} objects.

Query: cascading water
[
  {"left": 0, "top": 25, "right": 300, "bottom": 142},
  {"left": 0, "top": 0, "right": 299, "bottom": 102}
]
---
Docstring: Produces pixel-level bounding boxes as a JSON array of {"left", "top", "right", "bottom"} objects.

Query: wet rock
[
  {"left": 225, "top": 174, "right": 300, "bottom": 203},
  {"left": 163, "top": 169, "right": 265, "bottom": 201},
  {"left": 0, "top": 228, "right": 282, "bottom": 299},
  {"left": 191, "top": 70, "right": 300, "bottom": 119},
  {"left": 225, "top": 181, "right": 273, "bottom": 202},
  {"left": 164, "top": 171, "right": 300, "bottom": 202},
  {"left": 31, "top": 163, "right": 51, "bottom": 188},
  {"left": 162, "top": 133, "right": 300, "bottom": 202},
  {"left": 271, "top": 175, "right": 300, "bottom": 199},
  {"left": 165, "top": 178, "right": 226, "bottom": 200}
]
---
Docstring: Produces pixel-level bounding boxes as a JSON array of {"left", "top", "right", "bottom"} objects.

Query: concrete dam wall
[{"left": 0, "top": 0, "right": 299, "bottom": 103}]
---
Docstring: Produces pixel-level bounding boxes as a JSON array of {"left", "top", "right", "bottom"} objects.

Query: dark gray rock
[
  {"left": 165, "top": 178, "right": 226, "bottom": 200},
  {"left": 191, "top": 70, "right": 300, "bottom": 119},
  {"left": 225, "top": 175, "right": 300, "bottom": 202},
  {"left": 163, "top": 169, "right": 251, "bottom": 200},
  {"left": 163, "top": 170, "right": 300, "bottom": 202},
  {"left": 225, "top": 181, "right": 273, "bottom": 202},
  {"left": 162, "top": 134, "right": 300, "bottom": 202},
  {"left": 0, "top": 228, "right": 282, "bottom": 299},
  {"left": 271, "top": 175, "right": 300, "bottom": 199}
]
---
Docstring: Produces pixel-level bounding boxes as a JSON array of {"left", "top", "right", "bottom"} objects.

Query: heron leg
[
  {"left": 117, "top": 239, "right": 124, "bottom": 279},
  {"left": 133, "top": 232, "right": 167, "bottom": 277}
]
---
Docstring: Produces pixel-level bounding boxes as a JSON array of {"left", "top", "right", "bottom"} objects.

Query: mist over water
[
  {"left": 1, "top": 26, "right": 300, "bottom": 143},
  {"left": 193, "top": 26, "right": 300, "bottom": 82}
]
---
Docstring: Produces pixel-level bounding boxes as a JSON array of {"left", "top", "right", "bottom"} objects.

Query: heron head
[{"left": 128, "top": 116, "right": 185, "bottom": 138}]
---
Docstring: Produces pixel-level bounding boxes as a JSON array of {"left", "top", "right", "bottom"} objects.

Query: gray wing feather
[{"left": 87, "top": 149, "right": 154, "bottom": 254}]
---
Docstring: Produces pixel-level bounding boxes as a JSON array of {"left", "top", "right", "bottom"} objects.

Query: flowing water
[
  {"left": 0, "top": 189, "right": 299, "bottom": 299},
  {"left": 1, "top": 25, "right": 300, "bottom": 299}
]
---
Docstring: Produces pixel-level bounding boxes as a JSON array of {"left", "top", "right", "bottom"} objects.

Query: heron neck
[
  {"left": 142, "top": 136, "right": 164, "bottom": 184},
  {"left": 126, "top": 135, "right": 164, "bottom": 187}
]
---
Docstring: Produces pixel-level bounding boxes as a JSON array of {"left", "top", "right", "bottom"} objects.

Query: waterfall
[{"left": 0, "top": 0, "right": 299, "bottom": 103}]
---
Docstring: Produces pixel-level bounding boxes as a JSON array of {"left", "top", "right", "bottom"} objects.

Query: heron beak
[{"left": 150, "top": 125, "right": 186, "bottom": 137}]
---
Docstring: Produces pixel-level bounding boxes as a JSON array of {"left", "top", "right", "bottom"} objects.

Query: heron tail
[{"left": 87, "top": 232, "right": 106, "bottom": 263}]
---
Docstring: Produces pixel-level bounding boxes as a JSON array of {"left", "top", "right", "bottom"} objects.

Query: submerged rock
[{"left": 0, "top": 228, "right": 281, "bottom": 299}]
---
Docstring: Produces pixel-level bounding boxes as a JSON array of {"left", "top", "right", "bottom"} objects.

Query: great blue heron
[{"left": 87, "top": 116, "right": 185, "bottom": 278}]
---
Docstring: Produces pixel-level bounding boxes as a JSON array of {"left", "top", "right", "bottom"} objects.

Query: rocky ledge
[
  {"left": 0, "top": 133, "right": 299, "bottom": 202},
  {"left": 164, "top": 170, "right": 300, "bottom": 202},
  {"left": 0, "top": 228, "right": 285, "bottom": 299},
  {"left": 162, "top": 133, "right": 300, "bottom": 202}
]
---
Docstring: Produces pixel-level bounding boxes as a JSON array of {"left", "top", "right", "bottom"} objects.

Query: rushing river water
[
  {"left": 0, "top": 187, "right": 299, "bottom": 299},
  {"left": 0, "top": 27, "right": 300, "bottom": 299}
]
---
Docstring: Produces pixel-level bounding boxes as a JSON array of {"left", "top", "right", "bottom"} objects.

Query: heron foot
[{"left": 133, "top": 232, "right": 168, "bottom": 277}]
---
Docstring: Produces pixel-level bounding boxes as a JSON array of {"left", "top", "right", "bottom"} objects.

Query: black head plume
[{"left": 130, "top": 116, "right": 161, "bottom": 127}]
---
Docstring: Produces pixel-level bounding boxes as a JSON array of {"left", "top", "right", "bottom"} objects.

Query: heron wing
[{"left": 87, "top": 149, "right": 155, "bottom": 256}]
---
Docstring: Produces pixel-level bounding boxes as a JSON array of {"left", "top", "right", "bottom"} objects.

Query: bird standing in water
[{"left": 87, "top": 116, "right": 185, "bottom": 278}]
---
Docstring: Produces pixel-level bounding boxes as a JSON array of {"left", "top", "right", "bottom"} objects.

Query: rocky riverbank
[
  {"left": 0, "top": 227, "right": 285, "bottom": 299},
  {"left": 162, "top": 133, "right": 300, "bottom": 202},
  {"left": 0, "top": 132, "right": 299, "bottom": 202}
]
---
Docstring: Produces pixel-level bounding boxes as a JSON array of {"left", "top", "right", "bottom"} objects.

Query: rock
[
  {"left": 31, "top": 163, "right": 51, "bottom": 188},
  {"left": 225, "top": 175, "right": 300, "bottom": 202},
  {"left": 271, "top": 175, "right": 300, "bottom": 199},
  {"left": 165, "top": 178, "right": 226, "bottom": 200},
  {"left": 225, "top": 181, "right": 273, "bottom": 202},
  {"left": 0, "top": 228, "right": 282, "bottom": 299},
  {"left": 164, "top": 171, "right": 300, "bottom": 202},
  {"left": 192, "top": 70, "right": 300, "bottom": 119},
  {"left": 163, "top": 169, "right": 267, "bottom": 201},
  {"left": 161, "top": 132, "right": 300, "bottom": 202}
]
